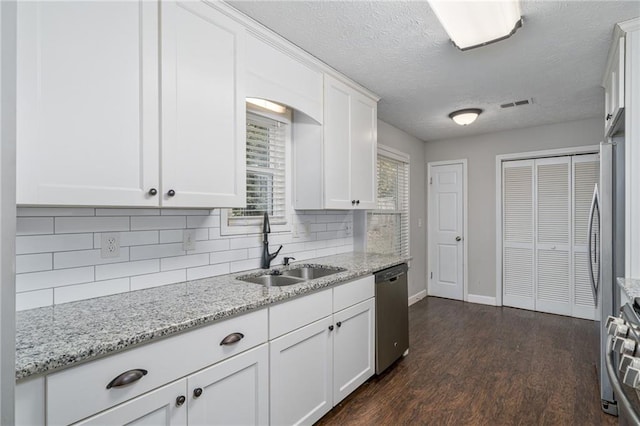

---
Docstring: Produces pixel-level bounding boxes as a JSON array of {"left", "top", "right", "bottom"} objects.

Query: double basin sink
[{"left": 237, "top": 265, "right": 346, "bottom": 287}]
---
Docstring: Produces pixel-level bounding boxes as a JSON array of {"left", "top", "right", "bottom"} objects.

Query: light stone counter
[
  {"left": 16, "top": 252, "right": 408, "bottom": 380},
  {"left": 617, "top": 277, "right": 640, "bottom": 301}
]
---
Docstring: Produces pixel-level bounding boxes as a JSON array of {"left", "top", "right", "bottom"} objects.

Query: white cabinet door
[
  {"left": 323, "top": 75, "right": 353, "bottom": 209},
  {"left": 270, "top": 316, "right": 333, "bottom": 426},
  {"left": 188, "top": 344, "right": 269, "bottom": 426},
  {"left": 333, "top": 298, "right": 375, "bottom": 405},
  {"left": 350, "top": 93, "right": 377, "bottom": 210},
  {"left": 604, "top": 36, "right": 625, "bottom": 136},
  {"left": 161, "top": 1, "right": 246, "bottom": 208},
  {"left": 16, "top": 1, "right": 160, "bottom": 206},
  {"left": 75, "top": 380, "right": 188, "bottom": 426}
]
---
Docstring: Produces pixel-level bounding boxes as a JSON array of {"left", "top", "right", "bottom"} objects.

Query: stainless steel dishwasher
[{"left": 375, "top": 263, "right": 409, "bottom": 374}]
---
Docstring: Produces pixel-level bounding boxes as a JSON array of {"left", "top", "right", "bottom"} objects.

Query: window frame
[
  {"left": 366, "top": 145, "right": 410, "bottom": 257},
  {"left": 220, "top": 103, "right": 292, "bottom": 236}
]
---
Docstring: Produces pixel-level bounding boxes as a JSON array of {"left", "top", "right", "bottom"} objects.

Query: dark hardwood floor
[{"left": 318, "top": 297, "right": 617, "bottom": 426}]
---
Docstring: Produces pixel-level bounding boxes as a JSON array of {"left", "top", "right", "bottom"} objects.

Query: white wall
[
  {"left": 377, "top": 120, "right": 427, "bottom": 301},
  {"left": 424, "top": 117, "right": 604, "bottom": 299},
  {"left": 0, "top": 1, "right": 16, "bottom": 422},
  {"left": 15, "top": 208, "right": 353, "bottom": 310}
]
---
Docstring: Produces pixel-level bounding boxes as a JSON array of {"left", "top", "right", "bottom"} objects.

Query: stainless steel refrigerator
[{"left": 590, "top": 139, "right": 625, "bottom": 416}]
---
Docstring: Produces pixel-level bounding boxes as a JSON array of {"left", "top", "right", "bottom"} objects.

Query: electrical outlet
[
  {"left": 183, "top": 229, "right": 196, "bottom": 251},
  {"left": 345, "top": 223, "right": 352, "bottom": 236},
  {"left": 101, "top": 233, "right": 120, "bottom": 258},
  {"left": 292, "top": 223, "right": 300, "bottom": 239},
  {"left": 304, "top": 221, "right": 311, "bottom": 236}
]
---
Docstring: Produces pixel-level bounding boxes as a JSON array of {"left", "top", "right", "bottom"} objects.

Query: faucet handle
[{"left": 283, "top": 256, "right": 296, "bottom": 266}]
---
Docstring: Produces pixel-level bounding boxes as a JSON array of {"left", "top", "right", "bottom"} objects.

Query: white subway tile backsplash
[
  {"left": 16, "top": 267, "right": 94, "bottom": 292},
  {"left": 187, "top": 215, "right": 220, "bottom": 229},
  {"left": 55, "top": 217, "right": 130, "bottom": 234},
  {"left": 17, "top": 218, "right": 54, "bottom": 236},
  {"left": 210, "top": 249, "right": 248, "bottom": 265},
  {"left": 54, "top": 278, "right": 130, "bottom": 304},
  {"left": 15, "top": 209, "right": 354, "bottom": 309},
  {"left": 94, "top": 231, "right": 159, "bottom": 248},
  {"left": 187, "top": 263, "right": 230, "bottom": 281},
  {"left": 16, "top": 253, "right": 52, "bottom": 274},
  {"left": 161, "top": 253, "right": 209, "bottom": 271},
  {"left": 96, "top": 208, "right": 160, "bottom": 216},
  {"left": 16, "top": 289, "right": 54, "bottom": 311},
  {"left": 131, "top": 216, "right": 186, "bottom": 231},
  {"left": 130, "top": 243, "right": 185, "bottom": 261},
  {"left": 54, "top": 248, "right": 130, "bottom": 269},
  {"left": 16, "top": 234, "right": 94, "bottom": 254},
  {"left": 130, "top": 270, "right": 186, "bottom": 291},
  {"left": 96, "top": 259, "right": 160, "bottom": 281},
  {"left": 17, "top": 207, "right": 95, "bottom": 217}
]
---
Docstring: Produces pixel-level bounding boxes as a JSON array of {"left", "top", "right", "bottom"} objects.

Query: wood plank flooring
[{"left": 318, "top": 297, "right": 617, "bottom": 426}]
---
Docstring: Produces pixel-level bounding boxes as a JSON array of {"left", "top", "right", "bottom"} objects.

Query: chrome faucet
[{"left": 261, "top": 212, "right": 282, "bottom": 269}]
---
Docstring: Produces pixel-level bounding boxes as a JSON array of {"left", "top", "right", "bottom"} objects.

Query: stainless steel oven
[{"left": 606, "top": 301, "right": 640, "bottom": 424}]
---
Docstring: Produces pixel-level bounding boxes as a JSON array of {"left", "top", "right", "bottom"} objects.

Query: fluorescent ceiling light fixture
[
  {"left": 246, "top": 98, "right": 287, "bottom": 114},
  {"left": 449, "top": 109, "right": 482, "bottom": 126},
  {"left": 428, "top": 0, "right": 522, "bottom": 51}
]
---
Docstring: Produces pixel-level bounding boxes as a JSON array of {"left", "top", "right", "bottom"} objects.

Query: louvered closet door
[
  {"left": 535, "top": 157, "right": 572, "bottom": 316},
  {"left": 502, "top": 160, "right": 535, "bottom": 310},
  {"left": 572, "top": 154, "right": 600, "bottom": 319}
]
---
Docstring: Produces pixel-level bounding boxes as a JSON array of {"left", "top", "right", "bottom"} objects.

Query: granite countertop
[
  {"left": 16, "top": 252, "right": 409, "bottom": 381},
  {"left": 617, "top": 277, "right": 640, "bottom": 300}
]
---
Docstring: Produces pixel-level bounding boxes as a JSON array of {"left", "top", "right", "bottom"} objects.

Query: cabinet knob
[
  {"left": 336, "top": 321, "right": 342, "bottom": 328},
  {"left": 193, "top": 387, "right": 203, "bottom": 398},
  {"left": 351, "top": 200, "right": 356, "bottom": 205},
  {"left": 167, "top": 189, "right": 176, "bottom": 197},
  {"left": 328, "top": 325, "right": 334, "bottom": 331},
  {"left": 356, "top": 200, "right": 360, "bottom": 205},
  {"left": 148, "top": 188, "right": 158, "bottom": 196},
  {"left": 606, "top": 113, "right": 613, "bottom": 121},
  {"left": 176, "top": 395, "right": 186, "bottom": 407}
]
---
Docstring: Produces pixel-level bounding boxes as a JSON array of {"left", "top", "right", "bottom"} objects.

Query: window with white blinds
[
  {"left": 224, "top": 109, "right": 290, "bottom": 231},
  {"left": 367, "top": 149, "right": 410, "bottom": 257}
]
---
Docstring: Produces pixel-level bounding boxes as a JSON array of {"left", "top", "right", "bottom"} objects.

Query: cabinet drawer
[
  {"left": 47, "top": 308, "right": 267, "bottom": 425},
  {"left": 333, "top": 275, "right": 374, "bottom": 312},
  {"left": 269, "top": 289, "right": 332, "bottom": 339}
]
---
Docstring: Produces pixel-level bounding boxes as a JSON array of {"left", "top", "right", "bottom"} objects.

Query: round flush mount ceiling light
[{"left": 449, "top": 108, "right": 482, "bottom": 126}]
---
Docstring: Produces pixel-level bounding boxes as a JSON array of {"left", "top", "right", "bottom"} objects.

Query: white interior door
[
  {"left": 429, "top": 163, "right": 464, "bottom": 300},
  {"left": 502, "top": 160, "right": 535, "bottom": 310},
  {"left": 535, "top": 157, "right": 572, "bottom": 316}
]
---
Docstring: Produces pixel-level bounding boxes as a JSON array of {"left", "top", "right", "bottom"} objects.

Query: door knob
[{"left": 455, "top": 236, "right": 462, "bottom": 242}]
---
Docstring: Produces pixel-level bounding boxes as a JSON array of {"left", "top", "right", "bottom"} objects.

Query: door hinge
[
  {"left": 430, "top": 272, "right": 433, "bottom": 279},
  {"left": 429, "top": 177, "right": 433, "bottom": 184}
]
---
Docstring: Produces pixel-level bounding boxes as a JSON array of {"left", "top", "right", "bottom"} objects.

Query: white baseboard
[
  {"left": 408, "top": 290, "right": 427, "bottom": 306},
  {"left": 467, "top": 294, "right": 497, "bottom": 306}
]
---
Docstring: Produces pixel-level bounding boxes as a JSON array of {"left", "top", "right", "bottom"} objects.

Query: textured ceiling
[{"left": 229, "top": 0, "right": 640, "bottom": 142}]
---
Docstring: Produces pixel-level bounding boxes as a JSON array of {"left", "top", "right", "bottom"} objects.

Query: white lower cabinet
[
  {"left": 269, "top": 275, "right": 375, "bottom": 425},
  {"left": 75, "top": 380, "right": 188, "bottom": 426},
  {"left": 188, "top": 344, "right": 269, "bottom": 425},
  {"left": 270, "top": 316, "right": 334, "bottom": 426},
  {"left": 333, "top": 298, "right": 375, "bottom": 405}
]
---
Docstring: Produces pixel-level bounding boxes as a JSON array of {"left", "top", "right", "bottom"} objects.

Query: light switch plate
[{"left": 183, "top": 229, "right": 196, "bottom": 251}]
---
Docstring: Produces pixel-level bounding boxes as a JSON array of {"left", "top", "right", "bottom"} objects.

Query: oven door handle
[{"left": 606, "top": 337, "right": 640, "bottom": 424}]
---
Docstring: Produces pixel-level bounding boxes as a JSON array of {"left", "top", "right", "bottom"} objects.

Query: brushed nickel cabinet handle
[
  {"left": 106, "top": 369, "right": 148, "bottom": 389},
  {"left": 220, "top": 332, "right": 244, "bottom": 346}
]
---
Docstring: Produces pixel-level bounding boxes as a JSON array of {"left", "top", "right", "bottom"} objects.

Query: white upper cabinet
[
  {"left": 603, "top": 35, "right": 625, "bottom": 137},
  {"left": 16, "top": 1, "right": 160, "bottom": 206},
  {"left": 294, "top": 74, "right": 378, "bottom": 210},
  {"left": 17, "top": 1, "right": 246, "bottom": 208},
  {"left": 161, "top": 1, "right": 246, "bottom": 208}
]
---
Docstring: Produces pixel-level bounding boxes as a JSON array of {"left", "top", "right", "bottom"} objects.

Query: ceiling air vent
[{"left": 500, "top": 98, "right": 533, "bottom": 108}]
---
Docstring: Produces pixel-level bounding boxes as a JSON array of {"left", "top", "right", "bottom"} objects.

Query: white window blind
[
  {"left": 367, "top": 152, "right": 410, "bottom": 257},
  {"left": 230, "top": 112, "right": 287, "bottom": 226}
]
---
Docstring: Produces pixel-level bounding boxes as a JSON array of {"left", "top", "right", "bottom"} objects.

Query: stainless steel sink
[
  {"left": 237, "top": 265, "right": 345, "bottom": 287},
  {"left": 281, "top": 266, "right": 344, "bottom": 280},
  {"left": 240, "top": 275, "right": 304, "bottom": 287}
]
